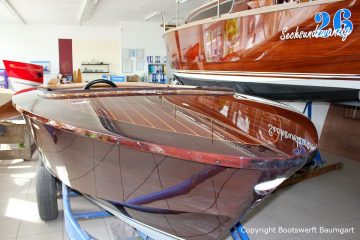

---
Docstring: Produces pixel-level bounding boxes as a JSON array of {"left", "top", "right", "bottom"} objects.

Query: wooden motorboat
[
  {"left": 13, "top": 80, "right": 318, "bottom": 239},
  {"left": 163, "top": 0, "right": 360, "bottom": 101},
  {"left": 0, "top": 60, "right": 44, "bottom": 120},
  {"left": 0, "top": 89, "right": 13, "bottom": 107},
  {"left": 0, "top": 89, "right": 18, "bottom": 121}
]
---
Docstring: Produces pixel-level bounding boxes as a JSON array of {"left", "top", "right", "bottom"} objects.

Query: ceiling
[{"left": 0, "top": 0, "right": 207, "bottom": 26}]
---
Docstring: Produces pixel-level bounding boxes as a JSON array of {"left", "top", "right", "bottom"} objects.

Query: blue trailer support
[
  {"left": 62, "top": 183, "right": 93, "bottom": 240},
  {"left": 230, "top": 222, "right": 250, "bottom": 240},
  {"left": 62, "top": 183, "right": 152, "bottom": 240}
]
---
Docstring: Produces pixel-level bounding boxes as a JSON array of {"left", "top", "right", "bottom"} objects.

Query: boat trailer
[{"left": 61, "top": 183, "right": 250, "bottom": 240}]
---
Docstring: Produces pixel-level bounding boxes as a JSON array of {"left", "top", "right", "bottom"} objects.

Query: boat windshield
[
  {"left": 185, "top": 0, "right": 235, "bottom": 23},
  {"left": 184, "top": 0, "right": 304, "bottom": 23}
]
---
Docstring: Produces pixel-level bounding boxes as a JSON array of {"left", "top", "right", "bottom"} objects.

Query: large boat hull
[
  {"left": 13, "top": 84, "right": 318, "bottom": 239},
  {"left": 33, "top": 125, "right": 266, "bottom": 239},
  {"left": 163, "top": 0, "right": 360, "bottom": 101}
]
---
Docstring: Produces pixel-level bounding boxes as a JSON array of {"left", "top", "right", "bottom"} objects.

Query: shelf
[
  {"left": 147, "top": 56, "right": 167, "bottom": 84},
  {"left": 81, "top": 62, "right": 109, "bottom": 74},
  {"left": 81, "top": 63, "right": 109, "bottom": 65},
  {"left": 82, "top": 71, "right": 109, "bottom": 73},
  {"left": 149, "top": 82, "right": 167, "bottom": 84}
]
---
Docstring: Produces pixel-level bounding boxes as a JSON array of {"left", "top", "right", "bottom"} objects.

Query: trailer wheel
[{"left": 36, "top": 166, "right": 58, "bottom": 221}]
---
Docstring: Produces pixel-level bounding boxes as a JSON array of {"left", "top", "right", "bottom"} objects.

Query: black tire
[{"left": 36, "top": 166, "right": 58, "bottom": 221}]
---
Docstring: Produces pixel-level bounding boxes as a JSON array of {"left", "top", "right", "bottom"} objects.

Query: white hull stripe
[
  {"left": 174, "top": 72, "right": 360, "bottom": 89},
  {"left": 9, "top": 77, "right": 42, "bottom": 85},
  {"left": 9, "top": 77, "right": 41, "bottom": 92},
  {"left": 175, "top": 70, "right": 360, "bottom": 80}
]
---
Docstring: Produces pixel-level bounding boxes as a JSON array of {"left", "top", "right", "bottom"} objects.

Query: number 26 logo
[{"left": 314, "top": 9, "right": 353, "bottom": 39}]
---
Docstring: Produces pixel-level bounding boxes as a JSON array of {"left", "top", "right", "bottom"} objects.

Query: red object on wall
[
  {"left": 58, "top": 39, "right": 73, "bottom": 77},
  {"left": 3, "top": 60, "right": 43, "bottom": 83}
]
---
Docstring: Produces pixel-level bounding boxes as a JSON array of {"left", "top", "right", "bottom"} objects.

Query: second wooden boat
[{"left": 164, "top": 0, "right": 360, "bottom": 101}]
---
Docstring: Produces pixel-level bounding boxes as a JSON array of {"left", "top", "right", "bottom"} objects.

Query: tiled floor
[{"left": 0, "top": 151, "right": 359, "bottom": 240}]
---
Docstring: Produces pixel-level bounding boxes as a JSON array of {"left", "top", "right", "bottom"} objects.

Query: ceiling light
[
  {"left": 144, "top": 11, "right": 161, "bottom": 21},
  {"left": 78, "top": 0, "right": 99, "bottom": 25},
  {"left": 0, "top": 0, "right": 26, "bottom": 24}
]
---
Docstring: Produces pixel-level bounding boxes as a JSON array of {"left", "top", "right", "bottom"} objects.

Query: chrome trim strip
[{"left": 174, "top": 70, "right": 360, "bottom": 79}]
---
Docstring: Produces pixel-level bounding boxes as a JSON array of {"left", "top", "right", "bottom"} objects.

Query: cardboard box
[{"left": 126, "top": 75, "right": 140, "bottom": 82}]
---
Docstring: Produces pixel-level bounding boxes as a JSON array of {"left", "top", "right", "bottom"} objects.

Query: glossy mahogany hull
[
  {"left": 164, "top": 0, "right": 360, "bottom": 101},
  {"left": 13, "top": 84, "right": 318, "bottom": 239},
  {"left": 32, "top": 127, "right": 268, "bottom": 239}
]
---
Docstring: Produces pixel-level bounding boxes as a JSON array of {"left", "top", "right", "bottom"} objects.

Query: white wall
[
  {"left": 73, "top": 39, "right": 121, "bottom": 82},
  {"left": 120, "top": 21, "right": 165, "bottom": 57},
  {"left": 120, "top": 21, "right": 167, "bottom": 77},
  {"left": 0, "top": 22, "right": 167, "bottom": 82},
  {"left": 0, "top": 24, "right": 121, "bottom": 83}
]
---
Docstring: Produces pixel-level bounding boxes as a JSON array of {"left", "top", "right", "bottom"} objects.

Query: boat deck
[{"left": 13, "top": 84, "right": 318, "bottom": 167}]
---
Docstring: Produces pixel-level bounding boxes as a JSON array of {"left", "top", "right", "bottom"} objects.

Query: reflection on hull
[
  {"left": 32, "top": 121, "right": 275, "bottom": 239},
  {"left": 13, "top": 84, "right": 318, "bottom": 239}
]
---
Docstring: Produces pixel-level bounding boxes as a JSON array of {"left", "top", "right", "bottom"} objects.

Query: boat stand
[
  {"left": 62, "top": 183, "right": 150, "bottom": 240},
  {"left": 279, "top": 102, "right": 343, "bottom": 189}
]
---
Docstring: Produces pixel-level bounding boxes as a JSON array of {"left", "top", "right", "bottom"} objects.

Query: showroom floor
[{"left": 0, "top": 151, "right": 359, "bottom": 240}]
